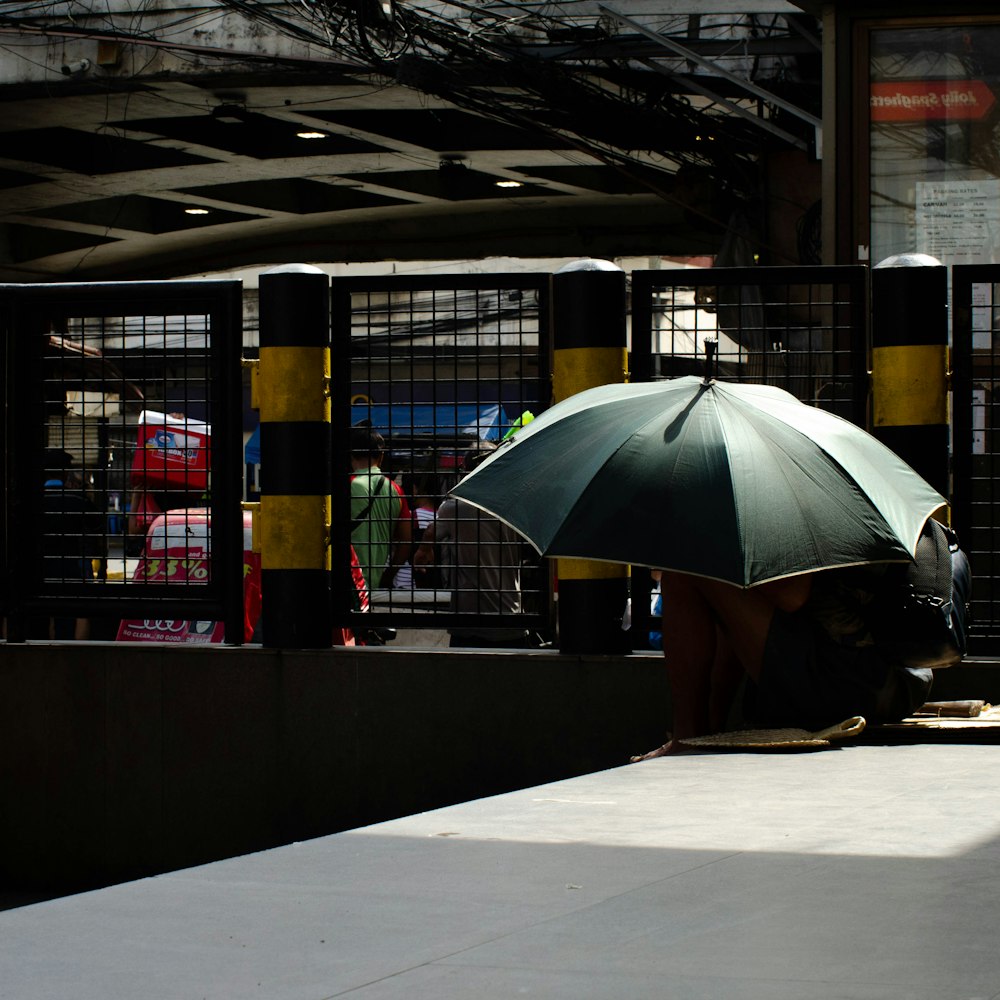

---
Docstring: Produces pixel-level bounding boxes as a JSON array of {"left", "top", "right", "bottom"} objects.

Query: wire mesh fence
[
  {"left": 1, "top": 282, "right": 244, "bottom": 641},
  {"left": 12, "top": 264, "right": 1000, "bottom": 656},
  {"left": 330, "top": 274, "right": 553, "bottom": 643},
  {"left": 952, "top": 266, "right": 1000, "bottom": 654},
  {"left": 630, "top": 266, "right": 869, "bottom": 422}
]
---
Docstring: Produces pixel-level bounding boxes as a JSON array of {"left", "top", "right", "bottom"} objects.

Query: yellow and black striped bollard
[
  {"left": 256, "top": 265, "right": 333, "bottom": 647},
  {"left": 871, "top": 255, "right": 950, "bottom": 498},
  {"left": 552, "top": 260, "right": 631, "bottom": 654}
]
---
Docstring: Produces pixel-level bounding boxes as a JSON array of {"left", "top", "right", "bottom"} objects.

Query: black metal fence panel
[
  {"left": 0, "top": 281, "right": 244, "bottom": 642},
  {"left": 630, "top": 266, "right": 870, "bottom": 421},
  {"left": 330, "top": 274, "right": 553, "bottom": 641},
  {"left": 952, "top": 265, "right": 1000, "bottom": 653}
]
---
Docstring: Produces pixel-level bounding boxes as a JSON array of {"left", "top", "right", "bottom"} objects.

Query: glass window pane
[{"left": 870, "top": 23, "right": 1000, "bottom": 265}]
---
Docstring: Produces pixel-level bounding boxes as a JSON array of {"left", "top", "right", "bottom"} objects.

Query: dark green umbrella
[{"left": 450, "top": 375, "right": 947, "bottom": 587}]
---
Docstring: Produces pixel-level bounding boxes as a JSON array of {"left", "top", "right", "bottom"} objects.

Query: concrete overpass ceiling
[{"left": 0, "top": 2, "right": 821, "bottom": 280}]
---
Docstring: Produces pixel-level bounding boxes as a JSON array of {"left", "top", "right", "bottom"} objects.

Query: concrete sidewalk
[{"left": 4, "top": 737, "right": 1000, "bottom": 1000}]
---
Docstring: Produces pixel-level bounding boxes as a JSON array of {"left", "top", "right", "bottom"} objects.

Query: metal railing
[{"left": 9, "top": 264, "right": 1000, "bottom": 656}]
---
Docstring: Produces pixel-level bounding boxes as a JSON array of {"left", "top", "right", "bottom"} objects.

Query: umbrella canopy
[{"left": 450, "top": 376, "right": 947, "bottom": 587}]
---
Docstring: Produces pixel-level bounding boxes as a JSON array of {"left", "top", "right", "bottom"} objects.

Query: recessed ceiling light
[
  {"left": 184, "top": 207, "right": 210, "bottom": 215},
  {"left": 495, "top": 180, "right": 523, "bottom": 188},
  {"left": 296, "top": 131, "right": 327, "bottom": 139}
]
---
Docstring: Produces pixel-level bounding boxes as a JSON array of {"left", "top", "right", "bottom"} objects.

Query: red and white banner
[
  {"left": 871, "top": 80, "right": 996, "bottom": 122},
  {"left": 116, "top": 617, "right": 223, "bottom": 644}
]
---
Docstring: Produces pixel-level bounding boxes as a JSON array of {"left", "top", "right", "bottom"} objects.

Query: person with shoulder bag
[{"left": 349, "top": 424, "right": 404, "bottom": 592}]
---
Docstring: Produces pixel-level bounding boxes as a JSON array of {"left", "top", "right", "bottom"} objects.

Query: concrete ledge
[
  {"left": 0, "top": 643, "right": 670, "bottom": 891},
  {"left": 4, "top": 643, "right": 995, "bottom": 893}
]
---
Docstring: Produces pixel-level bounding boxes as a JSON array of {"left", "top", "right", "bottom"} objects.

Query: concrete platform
[{"left": 4, "top": 737, "right": 1000, "bottom": 999}]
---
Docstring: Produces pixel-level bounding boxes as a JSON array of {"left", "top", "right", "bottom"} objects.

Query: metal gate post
[
  {"left": 552, "top": 260, "right": 631, "bottom": 654},
  {"left": 871, "top": 254, "right": 950, "bottom": 498},
  {"left": 256, "top": 265, "right": 333, "bottom": 647}
]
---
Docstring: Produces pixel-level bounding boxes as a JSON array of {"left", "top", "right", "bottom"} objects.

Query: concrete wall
[{"left": 0, "top": 643, "right": 670, "bottom": 892}]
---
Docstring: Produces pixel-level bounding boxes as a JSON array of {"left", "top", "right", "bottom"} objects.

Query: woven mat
[{"left": 676, "top": 715, "right": 866, "bottom": 750}]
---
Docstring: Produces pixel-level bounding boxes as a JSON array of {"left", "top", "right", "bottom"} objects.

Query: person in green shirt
[{"left": 349, "top": 425, "right": 405, "bottom": 590}]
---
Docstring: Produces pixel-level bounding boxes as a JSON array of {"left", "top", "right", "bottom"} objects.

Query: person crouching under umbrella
[{"left": 632, "top": 566, "right": 937, "bottom": 759}]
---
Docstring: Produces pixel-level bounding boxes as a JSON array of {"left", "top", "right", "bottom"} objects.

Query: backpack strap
[
  {"left": 908, "top": 518, "right": 954, "bottom": 614},
  {"left": 867, "top": 518, "right": 971, "bottom": 669},
  {"left": 350, "top": 474, "right": 386, "bottom": 532}
]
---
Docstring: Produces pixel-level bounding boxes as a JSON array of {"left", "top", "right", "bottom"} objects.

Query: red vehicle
[
  {"left": 117, "top": 509, "right": 260, "bottom": 644},
  {"left": 117, "top": 509, "right": 367, "bottom": 645}
]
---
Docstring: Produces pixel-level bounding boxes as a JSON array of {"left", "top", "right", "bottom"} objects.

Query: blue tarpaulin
[{"left": 244, "top": 403, "right": 509, "bottom": 465}]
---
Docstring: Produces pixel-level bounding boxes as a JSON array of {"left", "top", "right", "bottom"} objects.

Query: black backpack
[{"left": 869, "top": 518, "right": 971, "bottom": 669}]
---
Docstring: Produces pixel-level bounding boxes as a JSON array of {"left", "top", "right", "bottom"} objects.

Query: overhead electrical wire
[{"left": 0, "top": 0, "right": 818, "bottom": 217}]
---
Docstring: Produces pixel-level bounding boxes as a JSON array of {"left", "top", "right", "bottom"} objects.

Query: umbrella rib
[
  {"left": 522, "top": 382, "right": 733, "bottom": 573},
  {"left": 445, "top": 495, "right": 546, "bottom": 558},
  {"left": 715, "top": 387, "right": 917, "bottom": 584},
  {"left": 710, "top": 390, "right": 749, "bottom": 582}
]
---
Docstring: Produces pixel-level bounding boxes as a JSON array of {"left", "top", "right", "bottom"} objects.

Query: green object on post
[{"left": 501, "top": 410, "right": 535, "bottom": 442}]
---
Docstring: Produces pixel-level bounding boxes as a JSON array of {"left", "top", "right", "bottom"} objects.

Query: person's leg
[
  {"left": 689, "top": 579, "right": 778, "bottom": 679},
  {"left": 708, "top": 625, "right": 743, "bottom": 733},
  {"left": 632, "top": 572, "right": 813, "bottom": 760},
  {"left": 660, "top": 573, "right": 720, "bottom": 744},
  {"left": 632, "top": 573, "right": 733, "bottom": 758}
]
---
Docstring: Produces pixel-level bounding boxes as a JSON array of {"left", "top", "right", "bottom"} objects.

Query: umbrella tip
[{"left": 703, "top": 338, "right": 718, "bottom": 384}]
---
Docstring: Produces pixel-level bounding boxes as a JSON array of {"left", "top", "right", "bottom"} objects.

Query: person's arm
[
  {"left": 413, "top": 521, "right": 438, "bottom": 569},
  {"left": 414, "top": 500, "right": 454, "bottom": 581},
  {"left": 382, "top": 498, "right": 413, "bottom": 588}
]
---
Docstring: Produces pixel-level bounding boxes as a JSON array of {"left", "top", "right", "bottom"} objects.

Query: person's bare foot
[{"left": 630, "top": 739, "right": 676, "bottom": 762}]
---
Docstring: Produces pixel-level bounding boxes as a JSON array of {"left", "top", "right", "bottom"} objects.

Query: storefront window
[{"left": 869, "top": 22, "right": 1000, "bottom": 266}]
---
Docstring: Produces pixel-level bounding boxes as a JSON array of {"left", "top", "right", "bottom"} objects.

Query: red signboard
[
  {"left": 871, "top": 80, "right": 996, "bottom": 122},
  {"left": 130, "top": 409, "right": 210, "bottom": 492}
]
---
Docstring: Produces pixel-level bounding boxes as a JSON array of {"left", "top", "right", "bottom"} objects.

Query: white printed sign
[{"left": 916, "top": 179, "right": 1000, "bottom": 265}]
